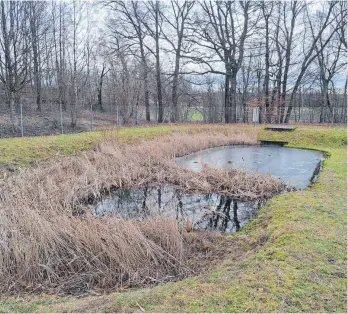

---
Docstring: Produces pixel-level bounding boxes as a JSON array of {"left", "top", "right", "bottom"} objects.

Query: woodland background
[{"left": 0, "top": 0, "right": 346, "bottom": 137}]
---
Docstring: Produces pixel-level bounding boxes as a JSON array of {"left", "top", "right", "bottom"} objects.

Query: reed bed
[{"left": 0, "top": 126, "right": 286, "bottom": 294}]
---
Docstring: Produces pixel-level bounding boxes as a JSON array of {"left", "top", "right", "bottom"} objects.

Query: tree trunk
[
  {"left": 30, "top": 3, "right": 42, "bottom": 112},
  {"left": 231, "top": 74, "right": 237, "bottom": 123},
  {"left": 323, "top": 80, "right": 330, "bottom": 121},
  {"left": 32, "top": 37, "right": 42, "bottom": 112},
  {"left": 59, "top": 2, "right": 66, "bottom": 111},
  {"left": 97, "top": 66, "right": 107, "bottom": 112},
  {"left": 9, "top": 91, "right": 17, "bottom": 132},
  {"left": 97, "top": 86, "right": 103, "bottom": 112},
  {"left": 144, "top": 75, "right": 150, "bottom": 122},
  {"left": 171, "top": 51, "right": 180, "bottom": 122},
  {"left": 71, "top": 1, "right": 78, "bottom": 128},
  {"left": 284, "top": 93, "right": 296, "bottom": 123},
  {"left": 224, "top": 72, "right": 231, "bottom": 123},
  {"left": 263, "top": 15, "right": 271, "bottom": 123},
  {"left": 155, "top": 1, "right": 163, "bottom": 123},
  {"left": 139, "top": 49, "right": 150, "bottom": 121}
]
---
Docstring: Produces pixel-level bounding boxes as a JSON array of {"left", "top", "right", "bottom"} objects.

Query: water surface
[
  {"left": 95, "top": 185, "right": 263, "bottom": 234},
  {"left": 176, "top": 145, "right": 324, "bottom": 190},
  {"left": 94, "top": 145, "right": 324, "bottom": 234}
]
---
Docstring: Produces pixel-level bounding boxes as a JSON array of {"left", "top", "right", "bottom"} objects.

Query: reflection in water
[{"left": 94, "top": 185, "right": 264, "bottom": 234}]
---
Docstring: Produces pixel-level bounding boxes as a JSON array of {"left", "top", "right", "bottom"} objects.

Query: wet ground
[
  {"left": 94, "top": 145, "right": 324, "bottom": 234},
  {"left": 176, "top": 145, "right": 324, "bottom": 190}
]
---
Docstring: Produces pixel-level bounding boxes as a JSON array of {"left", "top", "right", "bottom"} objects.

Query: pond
[
  {"left": 95, "top": 185, "right": 263, "bottom": 234},
  {"left": 94, "top": 145, "right": 325, "bottom": 234},
  {"left": 176, "top": 145, "right": 324, "bottom": 190}
]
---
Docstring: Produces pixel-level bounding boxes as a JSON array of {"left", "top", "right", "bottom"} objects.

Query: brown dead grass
[{"left": 0, "top": 128, "right": 287, "bottom": 295}]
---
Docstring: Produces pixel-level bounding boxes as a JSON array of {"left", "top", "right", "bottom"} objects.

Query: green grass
[
  {"left": 189, "top": 110, "right": 204, "bottom": 121},
  {"left": 260, "top": 125, "right": 347, "bottom": 150},
  {"left": 0, "top": 125, "right": 346, "bottom": 312},
  {"left": 0, "top": 125, "right": 191, "bottom": 172},
  {"left": 0, "top": 123, "right": 259, "bottom": 173},
  {"left": 0, "top": 132, "right": 101, "bottom": 172}
]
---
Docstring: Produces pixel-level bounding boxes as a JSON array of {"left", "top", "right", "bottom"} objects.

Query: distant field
[{"left": 0, "top": 124, "right": 346, "bottom": 312}]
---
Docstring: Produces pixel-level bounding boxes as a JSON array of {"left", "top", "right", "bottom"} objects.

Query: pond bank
[
  {"left": 1, "top": 126, "right": 269, "bottom": 295},
  {"left": 92, "top": 144, "right": 324, "bottom": 234},
  {"left": 0, "top": 125, "right": 346, "bottom": 312}
]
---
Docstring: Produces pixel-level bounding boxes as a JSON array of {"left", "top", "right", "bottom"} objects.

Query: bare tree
[
  {"left": 283, "top": 1, "right": 340, "bottom": 123},
  {"left": 106, "top": 0, "right": 151, "bottom": 121},
  {"left": 161, "top": 0, "right": 194, "bottom": 122},
  {"left": 0, "top": 0, "right": 346, "bottom": 135},
  {"left": 0, "top": 1, "right": 30, "bottom": 132},
  {"left": 143, "top": 1, "right": 164, "bottom": 122},
  {"left": 278, "top": 1, "right": 303, "bottom": 123},
  {"left": 261, "top": 1, "right": 273, "bottom": 123},
  {"left": 190, "top": 1, "right": 257, "bottom": 123},
  {"left": 28, "top": 1, "right": 47, "bottom": 112},
  {"left": 52, "top": 1, "right": 68, "bottom": 115},
  {"left": 315, "top": 11, "right": 345, "bottom": 122},
  {"left": 97, "top": 62, "right": 109, "bottom": 112}
]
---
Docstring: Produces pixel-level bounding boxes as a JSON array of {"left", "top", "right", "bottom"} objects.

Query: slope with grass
[
  {"left": 0, "top": 126, "right": 161, "bottom": 173},
  {"left": 0, "top": 124, "right": 265, "bottom": 296},
  {"left": 0, "top": 124, "right": 258, "bottom": 174},
  {"left": 0, "top": 125, "right": 346, "bottom": 312}
]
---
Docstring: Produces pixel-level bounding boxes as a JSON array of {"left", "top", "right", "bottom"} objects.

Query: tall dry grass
[{"left": 0, "top": 126, "right": 285, "bottom": 294}]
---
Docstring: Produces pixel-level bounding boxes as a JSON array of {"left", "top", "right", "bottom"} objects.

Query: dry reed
[{"left": 0, "top": 126, "right": 286, "bottom": 294}]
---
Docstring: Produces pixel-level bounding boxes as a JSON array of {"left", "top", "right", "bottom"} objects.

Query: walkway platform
[{"left": 264, "top": 125, "right": 296, "bottom": 132}]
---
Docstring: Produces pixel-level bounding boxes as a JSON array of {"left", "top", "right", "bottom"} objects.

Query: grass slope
[
  {"left": 0, "top": 126, "right": 171, "bottom": 173},
  {"left": 0, "top": 124, "right": 259, "bottom": 174},
  {"left": 0, "top": 125, "right": 346, "bottom": 312}
]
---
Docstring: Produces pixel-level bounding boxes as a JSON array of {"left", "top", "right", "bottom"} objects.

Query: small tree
[{"left": 0, "top": 1, "right": 30, "bottom": 132}]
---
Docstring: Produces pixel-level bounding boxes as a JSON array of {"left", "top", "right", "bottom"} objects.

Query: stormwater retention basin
[
  {"left": 93, "top": 145, "right": 325, "bottom": 234},
  {"left": 95, "top": 185, "right": 264, "bottom": 234},
  {"left": 176, "top": 145, "right": 324, "bottom": 190}
]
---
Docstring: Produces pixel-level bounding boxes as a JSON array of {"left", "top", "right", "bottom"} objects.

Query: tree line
[{"left": 0, "top": 0, "right": 346, "bottom": 133}]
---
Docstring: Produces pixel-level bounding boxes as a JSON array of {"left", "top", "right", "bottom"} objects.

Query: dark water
[
  {"left": 94, "top": 185, "right": 263, "bottom": 234},
  {"left": 94, "top": 145, "right": 324, "bottom": 234},
  {"left": 176, "top": 145, "right": 324, "bottom": 190}
]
